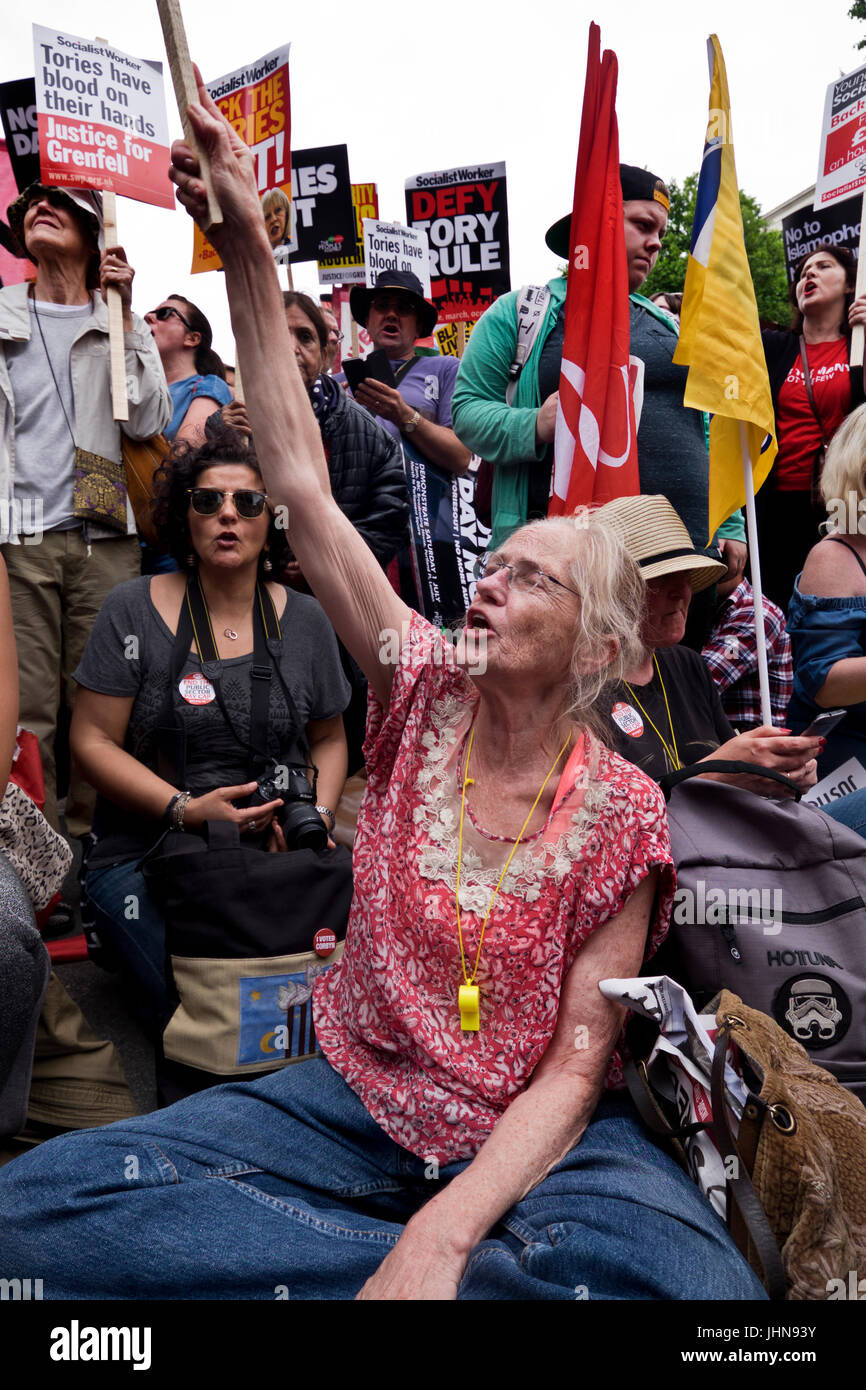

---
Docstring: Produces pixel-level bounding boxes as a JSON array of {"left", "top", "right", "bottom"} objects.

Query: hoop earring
[{"left": 262, "top": 556, "right": 273, "bottom": 573}]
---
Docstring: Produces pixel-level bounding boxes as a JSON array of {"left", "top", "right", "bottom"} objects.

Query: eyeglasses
[
  {"left": 329, "top": 330, "right": 344, "bottom": 342},
  {"left": 370, "top": 295, "right": 416, "bottom": 316},
  {"left": 149, "top": 305, "right": 192, "bottom": 329},
  {"left": 187, "top": 488, "right": 269, "bottom": 518},
  {"left": 473, "top": 552, "right": 580, "bottom": 598}
]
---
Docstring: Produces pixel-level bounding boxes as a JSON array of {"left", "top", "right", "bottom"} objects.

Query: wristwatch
[
  {"left": 316, "top": 804, "right": 336, "bottom": 833},
  {"left": 402, "top": 409, "right": 421, "bottom": 434}
]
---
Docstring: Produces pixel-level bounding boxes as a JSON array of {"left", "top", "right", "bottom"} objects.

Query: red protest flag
[{"left": 549, "top": 23, "right": 639, "bottom": 515}]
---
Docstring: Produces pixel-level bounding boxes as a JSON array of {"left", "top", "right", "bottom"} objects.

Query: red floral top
[{"left": 313, "top": 615, "right": 675, "bottom": 1163}]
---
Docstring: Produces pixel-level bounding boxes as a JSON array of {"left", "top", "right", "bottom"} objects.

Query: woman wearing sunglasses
[
  {"left": 144, "top": 295, "right": 232, "bottom": 446},
  {"left": 0, "top": 82, "right": 766, "bottom": 1303},
  {"left": 67, "top": 421, "right": 350, "bottom": 1032}
]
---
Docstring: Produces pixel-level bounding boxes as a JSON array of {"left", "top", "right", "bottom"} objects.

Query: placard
[
  {"left": 815, "top": 62, "right": 866, "bottom": 209},
  {"left": 191, "top": 45, "right": 291, "bottom": 273},
  {"left": 32, "top": 25, "right": 173, "bottom": 209},
  {"left": 362, "top": 219, "right": 430, "bottom": 295},
  {"left": 0, "top": 77, "right": 40, "bottom": 192},
  {"left": 405, "top": 161, "right": 510, "bottom": 322},
  {"left": 782, "top": 194, "right": 861, "bottom": 285},
  {"left": 290, "top": 143, "right": 354, "bottom": 264},
  {"left": 318, "top": 181, "right": 378, "bottom": 285}
]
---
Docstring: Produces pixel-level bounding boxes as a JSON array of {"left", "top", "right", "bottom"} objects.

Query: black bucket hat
[
  {"left": 545, "top": 164, "right": 670, "bottom": 259},
  {"left": 350, "top": 269, "right": 437, "bottom": 339},
  {"left": 6, "top": 182, "right": 104, "bottom": 262}
]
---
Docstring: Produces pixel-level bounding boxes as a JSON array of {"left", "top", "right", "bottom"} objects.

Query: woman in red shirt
[{"left": 759, "top": 245, "right": 866, "bottom": 609}]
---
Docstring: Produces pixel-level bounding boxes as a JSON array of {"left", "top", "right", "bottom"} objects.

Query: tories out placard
[
  {"left": 290, "top": 144, "right": 354, "bottom": 264},
  {"left": 815, "top": 61, "right": 866, "bottom": 209},
  {"left": 318, "top": 182, "right": 378, "bottom": 285},
  {"left": 405, "top": 161, "right": 510, "bottom": 322},
  {"left": 192, "top": 45, "right": 291, "bottom": 273},
  {"left": 32, "top": 25, "right": 173, "bottom": 209}
]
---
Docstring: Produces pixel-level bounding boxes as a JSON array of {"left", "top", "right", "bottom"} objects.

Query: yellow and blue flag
[{"left": 673, "top": 34, "right": 777, "bottom": 542}]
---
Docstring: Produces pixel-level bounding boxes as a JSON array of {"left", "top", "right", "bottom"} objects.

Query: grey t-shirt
[
  {"left": 6, "top": 301, "right": 92, "bottom": 532},
  {"left": 74, "top": 577, "right": 351, "bottom": 864}
]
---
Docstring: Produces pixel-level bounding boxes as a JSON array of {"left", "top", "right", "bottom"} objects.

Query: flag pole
[{"left": 739, "top": 421, "right": 772, "bottom": 727}]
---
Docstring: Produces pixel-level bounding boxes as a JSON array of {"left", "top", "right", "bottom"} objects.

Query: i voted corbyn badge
[
  {"left": 178, "top": 674, "right": 216, "bottom": 705},
  {"left": 314, "top": 929, "right": 337, "bottom": 957},
  {"left": 611, "top": 702, "right": 644, "bottom": 738}
]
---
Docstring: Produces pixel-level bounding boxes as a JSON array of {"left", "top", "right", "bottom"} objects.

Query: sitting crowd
[{"left": 0, "top": 89, "right": 865, "bottom": 1303}]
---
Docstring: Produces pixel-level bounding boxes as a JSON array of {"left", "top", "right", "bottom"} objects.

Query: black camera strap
[{"left": 160, "top": 576, "right": 312, "bottom": 783}]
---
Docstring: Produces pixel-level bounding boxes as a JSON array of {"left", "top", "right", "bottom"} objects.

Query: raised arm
[{"left": 169, "top": 76, "right": 411, "bottom": 706}]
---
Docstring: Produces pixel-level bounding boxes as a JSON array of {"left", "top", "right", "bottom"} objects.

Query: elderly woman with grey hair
[{"left": 0, "top": 81, "right": 767, "bottom": 1303}]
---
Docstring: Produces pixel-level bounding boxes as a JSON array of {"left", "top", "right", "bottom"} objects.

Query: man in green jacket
[{"left": 451, "top": 165, "right": 747, "bottom": 596}]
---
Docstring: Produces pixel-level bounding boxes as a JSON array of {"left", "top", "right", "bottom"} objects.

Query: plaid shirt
[{"left": 701, "top": 579, "right": 793, "bottom": 728}]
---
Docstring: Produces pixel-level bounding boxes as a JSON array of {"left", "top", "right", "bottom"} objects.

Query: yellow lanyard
[
  {"left": 455, "top": 727, "right": 571, "bottom": 1031},
  {"left": 623, "top": 654, "right": 681, "bottom": 771}
]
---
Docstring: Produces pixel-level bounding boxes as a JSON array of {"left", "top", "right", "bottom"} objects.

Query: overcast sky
[{"left": 3, "top": 0, "right": 863, "bottom": 359}]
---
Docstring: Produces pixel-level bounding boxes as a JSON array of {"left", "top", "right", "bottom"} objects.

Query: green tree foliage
[
  {"left": 640, "top": 173, "right": 791, "bottom": 327},
  {"left": 850, "top": 1, "right": 866, "bottom": 50}
]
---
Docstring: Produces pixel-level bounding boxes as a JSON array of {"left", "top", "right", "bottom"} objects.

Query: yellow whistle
[{"left": 458, "top": 983, "right": 480, "bottom": 1032}]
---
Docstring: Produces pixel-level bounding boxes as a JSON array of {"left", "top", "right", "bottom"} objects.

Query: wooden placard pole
[
  {"left": 850, "top": 184, "right": 866, "bottom": 368},
  {"left": 93, "top": 38, "right": 129, "bottom": 422},
  {"left": 351, "top": 319, "right": 360, "bottom": 359},
  {"left": 101, "top": 192, "right": 129, "bottom": 421},
  {"left": 155, "top": 0, "right": 223, "bottom": 232},
  {"left": 456, "top": 321, "right": 467, "bottom": 357},
  {"left": 233, "top": 358, "right": 244, "bottom": 403}
]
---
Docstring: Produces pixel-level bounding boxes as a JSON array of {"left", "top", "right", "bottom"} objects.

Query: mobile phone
[
  {"left": 342, "top": 349, "right": 397, "bottom": 394},
  {"left": 801, "top": 709, "right": 847, "bottom": 738}
]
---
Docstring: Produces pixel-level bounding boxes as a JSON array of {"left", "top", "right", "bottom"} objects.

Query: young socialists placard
[
  {"left": 32, "top": 25, "right": 173, "bottom": 209},
  {"left": 405, "top": 162, "right": 510, "bottom": 323}
]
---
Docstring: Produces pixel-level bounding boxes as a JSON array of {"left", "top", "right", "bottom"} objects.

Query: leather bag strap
[{"left": 710, "top": 1025, "right": 787, "bottom": 1300}]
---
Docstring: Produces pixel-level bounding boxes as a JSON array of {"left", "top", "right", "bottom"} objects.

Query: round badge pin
[
  {"left": 611, "top": 701, "right": 644, "bottom": 738},
  {"left": 178, "top": 673, "right": 216, "bottom": 706},
  {"left": 314, "top": 928, "right": 337, "bottom": 958}
]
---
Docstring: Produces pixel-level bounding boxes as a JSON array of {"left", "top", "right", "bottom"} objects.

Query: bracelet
[
  {"left": 170, "top": 790, "right": 192, "bottom": 831},
  {"left": 315, "top": 804, "right": 336, "bottom": 832},
  {"left": 402, "top": 409, "right": 421, "bottom": 435}
]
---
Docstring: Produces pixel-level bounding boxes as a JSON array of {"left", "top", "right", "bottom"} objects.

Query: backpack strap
[{"left": 506, "top": 285, "right": 552, "bottom": 405}]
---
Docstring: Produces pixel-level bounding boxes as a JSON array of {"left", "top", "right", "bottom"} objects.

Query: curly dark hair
[{"left": 151, "top": 420, "right": 291, "bottom": 576}]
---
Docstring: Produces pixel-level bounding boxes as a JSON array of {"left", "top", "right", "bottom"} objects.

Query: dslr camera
[{"left": 247, "top": 763, "right": 327, "bottom": 851}]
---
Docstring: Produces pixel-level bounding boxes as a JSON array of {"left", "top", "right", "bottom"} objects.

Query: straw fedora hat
[{"left": 595, "top": 494, "right": 727, "bottom": 594}]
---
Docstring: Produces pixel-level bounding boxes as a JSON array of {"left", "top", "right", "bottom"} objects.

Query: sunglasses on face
[
  {"left": 370, "top": 295, "right": 416, "bottom": 316},
  {"left": 187, "top": 488, "right": 269, "bottom": 518},
  {"left": 149, "top": 305, "right": 192, "bottom": 329}
]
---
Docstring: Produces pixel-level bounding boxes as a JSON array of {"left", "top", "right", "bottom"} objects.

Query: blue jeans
[
  {"left": 821, "top": 786, "right": 866, "bottom": 838},
  {"left": 0, "top": 1057, "right": 766, "bottom": 1300},
  {"left": 86, "top": 859, "right": 168, "bottom": 1023}
]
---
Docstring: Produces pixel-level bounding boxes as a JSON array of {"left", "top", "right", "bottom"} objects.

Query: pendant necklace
[
  {"left": 223, "top": 628, "right": 238, "bottom": 641},
  {"left": 455, "top": 725, "right": 572, "bottom": 1032}
]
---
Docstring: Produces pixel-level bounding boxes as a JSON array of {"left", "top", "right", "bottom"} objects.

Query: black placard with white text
[
  {"left": 290, "top": 143, "right": 355, "bottom": 263},
  {"left": 405, "top": 161, "right": 510, "bottom": 323}
]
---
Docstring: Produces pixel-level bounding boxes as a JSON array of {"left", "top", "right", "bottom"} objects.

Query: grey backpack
[{"left": 660, "top": 761, "right": 866, "bottom": 1105}]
